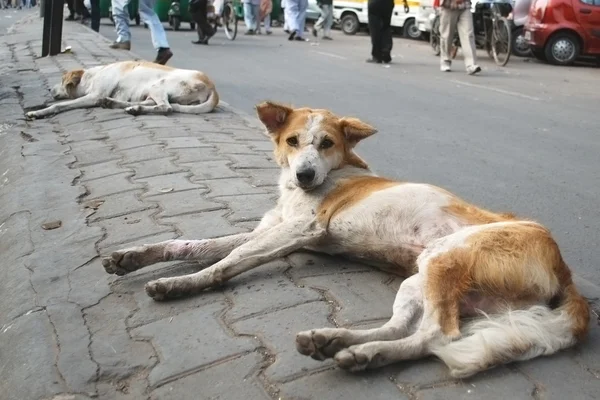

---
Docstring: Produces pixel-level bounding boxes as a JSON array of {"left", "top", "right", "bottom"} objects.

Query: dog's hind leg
[
  {"left": 125, "top": 90, "right": 173, "bottom": 115},
  {"left": 102, "top": 97, "right": 155, "bottom": 109},
  {"left": 102, "top": 208, "right": 283, "bottom": 276},
  {"left": 26, "top": 94, "right": 102, "bottom": 119},
  {"left": 296, "top": 274, "right": 423, "bottom": 360},
  {"left": 144, "top": 217, "right": 326, "bottom": 301}
]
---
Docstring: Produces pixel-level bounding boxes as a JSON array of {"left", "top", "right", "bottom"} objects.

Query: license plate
[{"left": 524, "top": 31, "right": 532, "bottom": 41}]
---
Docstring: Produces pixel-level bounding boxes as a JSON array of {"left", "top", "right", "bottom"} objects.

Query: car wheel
[
  {"left": 544, "top": 32, "right": 580, "bottom": 66},
  {"left": 511, "top": 26, "right": 531, "bottom": 57},
  {"left": 341, "top": 13, "right": 360, "bottom": 35},
  {"left": 403, "top": 18, "right": 421, "bottom": 40}
]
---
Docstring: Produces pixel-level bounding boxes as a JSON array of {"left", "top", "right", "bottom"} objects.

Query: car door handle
[{"left": 580, "top": 8, "right": 592, "bottom": 14}]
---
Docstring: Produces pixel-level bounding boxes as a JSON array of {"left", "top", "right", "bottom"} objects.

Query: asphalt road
[
  {"left": 0, "top": 7, "right": 30, "bottom": 34},
  {"left": 81, "top": 18, "right": 600, "bottom": 286}
]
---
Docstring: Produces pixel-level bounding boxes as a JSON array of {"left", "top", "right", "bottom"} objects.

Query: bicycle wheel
[
  {"left": 492, "top": 17, "right": 511, "bottom": 66},
  {"left": 222, "top": 2, "right": 238, "bottom": 41},
  {"left": 430, "top": 15, "right": 441, "bottom": 56}
]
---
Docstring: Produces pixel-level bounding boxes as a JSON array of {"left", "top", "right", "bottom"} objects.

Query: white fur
[{"left": 26, "top": 61, "right": 219, "bottom": 119}]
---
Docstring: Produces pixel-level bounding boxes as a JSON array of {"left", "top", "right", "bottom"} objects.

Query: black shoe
[
  {"left": 366, "top": 58, "right": 382, "bottom": 64},
  {"left": 154, "top": 48, "right": 173, "bottom": 65},
  {"left": 288, "top": 30, "right": 296, "bottom": 40},
  {"left": 312, "top": 27, "right": 317, "bottom": 37},
  {"left": 245, "top": 30, "right": 255, "bottom": 35},
  {"left": 192, "top": 39, "right": 208, "bottom": 45}
]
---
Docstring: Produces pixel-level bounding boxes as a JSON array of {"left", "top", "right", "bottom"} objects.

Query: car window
[{"left": 580, "top": 0, "right": 600, "bottom": 5}]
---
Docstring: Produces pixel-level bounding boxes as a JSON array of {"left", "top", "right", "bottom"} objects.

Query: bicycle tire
[
  {"left": 430, "top": 15, "right": 441, "bottom": 56},
  {"left": 222, "top": 3, "right": 238, "bottom": 41},
  {"left": 492, "top": 17, "right": 511, "bottom": 66}
]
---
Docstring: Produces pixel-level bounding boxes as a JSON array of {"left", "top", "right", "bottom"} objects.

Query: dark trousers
[
  {"left": 90, "top": 0, "right": 100, "bottom": 32},
  {"left": 367, "top": 0, "right": 394, "bottom": 62},
  {"left": 190, "top": 0, "right": 214, "bottom": 40}
]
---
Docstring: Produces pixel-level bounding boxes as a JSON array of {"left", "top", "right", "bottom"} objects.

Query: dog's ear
[
  {"left": 339, "top": 117, "right": 377, "bottom": 146},
  {"left": 63, "top": 69, "right": 84, "bottom": 88},
  {"left": 256, "top": 101, "right": 293, "bottom": 136}
]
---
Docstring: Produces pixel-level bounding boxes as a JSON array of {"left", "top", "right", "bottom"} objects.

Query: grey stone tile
[
  {"left": 160, "top": 209, "right": 245, "bottom": 239},
  {"left": 121, "top": 144, "right": 169, "bottom": 164},
  {"left": 132, "top": 302, "right": 258, "bottom": 387},
  {"left": 150, "top": 353, "right": 269, "bottom": 400},
  {"left": 216, "top": 193, "right": 277, "bottom": 222},
  {"left": 234, "top": 301, "right": 335, "bottom": 382},
  {"left": 79, "top": 159, "right": 134, "bottom": 182},
  {"left": 183, "top": 159, "right": 240, "bottom": 180},
  {"left": 83, "top": 172, "right": 143, "bottom": 200},
  {"left": 88, "top": 190, "right": 157, "bottom": 222},
  {"left": 299, "top": 271, "right": 397, "bottom": 326},
  {"left": 93, "top": 209, "right": 173, "bottom": 248},
  {"left": 203, "top": 177, "right": 270, "bottom": 198},
  {"left": 167, "top": 147, "right": 226, "bottom": 163},
  {"left": 127, "top": 158, "right": 188, "bottom": 179},
  {"left": 225, "top": 259, "right": 321, "bottom": 322},
  {"left": 136, "top": 172, "right": 205, "bottom": 197},
  {"left": 149, "top": 189, "right": 225, "bottom": 218}
]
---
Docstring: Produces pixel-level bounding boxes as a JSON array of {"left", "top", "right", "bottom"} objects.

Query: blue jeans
[
  {"left": 112, "top": 0, "right": 170, "bottom": 49},
  {"left": 243, "top": 2, "right": 260, "bottom": 31}
]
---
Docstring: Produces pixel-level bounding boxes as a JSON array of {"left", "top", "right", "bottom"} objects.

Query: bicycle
[
  {"left": 429, "top": 0, "right": 512, "bottom": 67},
  {"left": 208, "top": 0, "right": 241, "bottom": 40}
]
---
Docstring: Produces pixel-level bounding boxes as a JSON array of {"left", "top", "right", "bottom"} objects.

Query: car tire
[
  {"left": 511, "top": 26, "right": 530, "bottom": 57},
  {"left": 403, "top": 18, "right": 421, "bottom": 40},
  {"left": 544, "top": 32, "right": 580, "bottom": 66},
  {"left": 341, "top": 13, "right": 360, "bottom": 35}
]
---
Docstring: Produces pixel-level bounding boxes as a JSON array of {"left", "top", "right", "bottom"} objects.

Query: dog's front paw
[
  {"left": 125, "top": 105, "right": 142, "bottom": 116},
  {"left": 101, "top": 246, "right": 154, "bottom": 276},
  {"left": 25, "top": 111, "right": 39, "bottom": 120}
]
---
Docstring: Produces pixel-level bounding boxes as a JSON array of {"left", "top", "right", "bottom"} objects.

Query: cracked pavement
[{"left": 0, "top": 12, "right": 599, "bottom": 400}]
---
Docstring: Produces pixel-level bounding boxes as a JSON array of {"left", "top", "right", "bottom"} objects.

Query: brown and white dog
[
  {"left": 26, "top": 61, "right": 219, "bottom": 119},
  {"left": 101, "top": 102, "right": 590, "bottom": 378}
]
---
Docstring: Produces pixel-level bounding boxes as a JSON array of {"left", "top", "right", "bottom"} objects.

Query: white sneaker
[
  {"left": 467, "top": 65, "right": 482, "bottom": 75},
  {"left": 440, "top": 62, "right": 451, "bottom": 72}
]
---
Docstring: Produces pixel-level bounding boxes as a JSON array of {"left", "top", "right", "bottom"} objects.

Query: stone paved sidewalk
[{"left": 1, "top": 13, "right": 599, "bottom": 400}]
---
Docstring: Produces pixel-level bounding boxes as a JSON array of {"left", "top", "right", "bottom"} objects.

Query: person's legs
[
  {"left": 90, "top": 0, "right": 100, "bottom": 31},
  {"left": 243, "top": 2, "right": 255, "bottom": 32},
  {"left": 323, "top": 4, "right": 333, "bottom": 37},
  {"left": 439, "top": 8, "right": 458, "bottom": 71},
  {"left": 191, "top": 0, "right": 214, "bottom": 43},
  {"left": 285, "top": 0, "right": 299, "bottom": 39},
  {"left": 138, "top": 0, "right": 173, "bottom": 63},
  {"left": 264, "top": 13, "right": 272, "bottom": 33},
  {"left": 367, "top": 6, "right": 383, "bottom": 61},
  {"left": 295, "top": 0, "right": 307, "bottom": 39},
  {"left": 111, "top": 0, "right": 132, "bottom": 47},
  {"left": 456, "top": 8, "right": 480, "bottom": 74},
  {"left": 380, "top": 2, "right": 393, "bottom": 62}
]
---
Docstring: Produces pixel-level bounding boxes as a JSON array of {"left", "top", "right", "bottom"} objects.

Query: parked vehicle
[
  {"left": 507, "top": 0, "right": 532, "bottom": 56},
  {"left": 416, "top": 0, "right": 434, "bottom": 35},
  {"left": 333, "top": 0, "right": 423, "bottom": 39},
  {"left": 525, "top": 0, "right": 600, "bottom": 65}
]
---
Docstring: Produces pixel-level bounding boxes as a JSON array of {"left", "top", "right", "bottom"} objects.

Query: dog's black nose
[{"left": 296, "top": 169, "right": 316, "bottom": 185}]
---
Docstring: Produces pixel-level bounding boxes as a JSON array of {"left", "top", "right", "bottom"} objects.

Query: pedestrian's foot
[
  {"left": 294, "top": 36, "right": 307, "bottom": 41},
  {"left": 154, "top": 48, "right": 173, "bottom": 65},
  {"left": 288, "top": 30, "right": 296, "bottom": 40},
  {"left": 192, "top": 39, "right": 208, "bottom": 45},
  {"left": 245, "top": 30, "right": 255, "bottom": 35},
  {"left": 322, "top": 36, "right": 333, "bottom": 40},
  {"left": 266, "top": 30, "right": 272, "bottom": 35},
  {"left": 109, "top": 41, "right": 131, "bottom": 50},
  {"left": 366, "top": 58, "right": 382, "bottom": 64},
  {"left": 312, "top": 27, "right": 318, "bottom": 37},
  {"left": 65, "top": 15, "right": 75, "bottom": 21},
  {"left": 284, "top": 29, "right": 290, "bottom": 33},
  {"left": 467, "top": 65, "right": 481, "bottom": 75},
  {"left": 440, "top": 61, "right": 451, "bottom": 72}
]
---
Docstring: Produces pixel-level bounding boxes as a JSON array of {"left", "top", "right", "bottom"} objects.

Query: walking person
[
  {"left": 366, "top": 0, "right": 394, "bottom": 63},
  {"left": 311, "top": 0, "right": 333, "bottom": 40},
  {"left": 286, "top": 0, "right": 307, "bottom": 41},
  {"left": 257, "top": 0, "right": 272, "bottom": 35},
  {"left": 242, "top": 0, "right": 260, "bottom": 34},
  {"left": 438, "top": 0, "right": 480, "bottom": 74},
  {"left": 189, "top": 0, "right": 215, "bottom": 44},
  {"left": 110, "top": 0, "right": 173, "bottom": 65}
]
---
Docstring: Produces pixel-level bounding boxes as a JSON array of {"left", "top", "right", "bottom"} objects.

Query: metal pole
[{"left": 41, "top": 0, "right": 64, "bottom": 57}]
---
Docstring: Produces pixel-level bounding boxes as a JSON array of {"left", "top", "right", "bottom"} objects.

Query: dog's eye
[
  {"left": 320, "top": 138, "right": 334, "bottom": 149},
  {"left": 286, "top": 137, "right": 298, "bottom": 147}
]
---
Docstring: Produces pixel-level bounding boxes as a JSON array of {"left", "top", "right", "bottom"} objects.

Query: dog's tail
[
  {"left": 171, "top": 88, "right": 219, "bottom": 114},
  {"left": 431, "top": 274, "right": 589, "bottom": 379}
]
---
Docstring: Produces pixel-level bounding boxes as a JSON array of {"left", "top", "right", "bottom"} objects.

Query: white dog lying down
[
  {"left": 101, "top": 102, "right": 590, "bottom": 379},
  {"left": 26, "top": 61, "right": 219, "bottom": 119}
]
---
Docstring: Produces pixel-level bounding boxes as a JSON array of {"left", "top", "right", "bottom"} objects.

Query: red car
[{"left": 524, "top": 0, "right": 600, "bottom": 65}]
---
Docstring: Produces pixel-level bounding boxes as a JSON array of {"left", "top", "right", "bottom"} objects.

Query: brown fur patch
[
  {"left": 62, "top": 69, "right": 84, "bottom": 97},
  {"left": 317, "top": 176, "right": 402, "bottom": 226},
  {"left": 424, "top": 222, "right": 588, "bottom": 338},
  {"left": 440, "top": 192, "right": 518, "bottom": 225}
]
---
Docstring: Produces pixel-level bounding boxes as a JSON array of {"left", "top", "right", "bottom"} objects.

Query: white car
[{"left": 333, "top": 0, "right": 423, "bottom": 40}]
